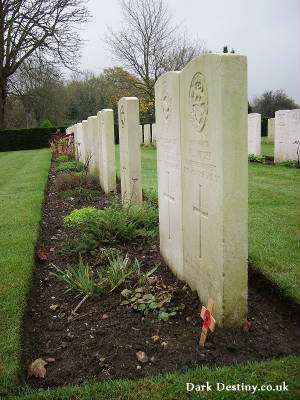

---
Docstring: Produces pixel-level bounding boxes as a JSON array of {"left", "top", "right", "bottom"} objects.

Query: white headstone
[
  {"left": 118, "top": 97, "right": 142, "bottom": 206},
  {"left": 75, "top": 123, "right": 84, "bottom": 162},
  {"left": 99, "top": 109, "right": 116, "bottom": 193},
  {"left": 267, "top": 118, "right": 275, "bottom": 144},
  {"left": 81, "top": 120, "right": 89, "bottom": 164},
  {"left": 156, "top": 54, "right": 248, "bottom": 327},
  {"left": 155, "top": 71, "right": 183, "bottom": 277},
  {"left": 287, "top": 109, "right": 300, "bottom": 161},
  {"left": 274, "top": 110, "right": 290, "bottom": 163},
  {"left": 248, "top": 113, "right": 261, "bottom": 155},
  {"left": 144, "top": 124, "right": 151, "bottom": 145},
  {"left": 87, "top": 116, "right": 99, "bottom": 176}
]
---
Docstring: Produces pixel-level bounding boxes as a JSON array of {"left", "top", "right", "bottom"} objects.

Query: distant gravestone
[
  {"left": 144, "top": 124, "right": 151, "bottom": 145},
  {"left": 99, "top": 109, "right": 116, "bottom": 193},
  {"left": 274, "top": 110, "right": 290, "bottom": 163},
  {"left": 87, "top": 116, "right": 99, "bottom": 176},
  {"left": 81, "top": 120, "right": 89, "bottom": 164},
  {"left": 248, "top": 113, "right": 261, "bottom": 155},
  {"left": 75, "top": 123, "right": 84, "bottom": 162},
  {"left": 267, "top": 118, "right": 275, "bottom": 144},
  {"left": 155, "top": 54, "right": 248, "bottom": 327},
  {"left": 118, "top": 97, "right": 142, "bottom": 206},
  {"left": 287, "top": 109, "right": 300, "bottom": 161}
]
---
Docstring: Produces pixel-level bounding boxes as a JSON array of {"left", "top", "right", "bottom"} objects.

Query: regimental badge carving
[
  {"left": 120, "top": 105, "right": 125, "bottom": 128},
  {"left": 189, "top": 72, "right": 208, "bottom": 133},
  {"left": 162, "top": 95, "right": 170, "bottom": 120}
]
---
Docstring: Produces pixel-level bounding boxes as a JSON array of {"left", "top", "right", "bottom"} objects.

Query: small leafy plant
[
  {"left": 59, "top": 188, "right": 102, "bottom": 200},
  {"left": 56, "top": 155, "right": 70, "bottom": 162},
  {"left": 64, "top": 207, "right": 103, "bottom": 227},
  {"left": 278, "top": 160, "right": 299, "bottom": 168},
  {"left": 55, "top": 161, "right": 85, "bottom": 173},
  {"left": 248, "top": 154, "right": 266, "bottom": 163},
  {"left": 55, "top": 171, "right": 98, "bottom": 193}
]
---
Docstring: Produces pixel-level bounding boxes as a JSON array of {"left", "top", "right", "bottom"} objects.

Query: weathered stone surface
[
  {"left": 87, "top": 116, "right": 99, "bottom": 176},
  {"left": 267, "top": 118, "right": 275, "bottom": 144},
  {"left": 99, "top": 109, "right": 116, "bottom": 193},
  {"left": 81, "top": 120, "right": 89, "bottom": 164},
  {"left": 139, "top": 125, "right": 143, "bottom": 143},
  {"left": 75, "top": 123, "right": 84, "bottom": 162},
  {"left": 155, "top": 54, "right": 248, "bottom": 327},
  {"left": 287, "top": 109, "right": 300, "bottom": 161},
  {"left": 118, "top": 97, "right": 142, "bottom": 206},
  {"left": 151, "top": 123, "right": 157, "bottom": 144},
  {"left": 248, "top": 113, "right": 261, "bottom": 155}
]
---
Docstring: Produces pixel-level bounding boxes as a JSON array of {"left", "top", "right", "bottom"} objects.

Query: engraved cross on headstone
[
  {"left": 163, "top": 171, "right": 174, "bottom": 239},
  {"left": 193, "top": 184, "right": 208, "bottom": 258}
]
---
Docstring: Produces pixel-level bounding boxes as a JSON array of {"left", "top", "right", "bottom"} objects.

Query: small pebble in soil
[
  {"left": 186, "top": 316, "right": 191, "bottom": 322},
  {"left": 136, "top": 365, "right": 142, "bottom": 370},
  {"left": 161, "top": 342, "right": 168, "bottom": 347},
  {"left": 136, "top": 351, "right": 148, "bottom": 363},
  {"left": 151, "top": 335, "right": 160, "bottom": 343}
]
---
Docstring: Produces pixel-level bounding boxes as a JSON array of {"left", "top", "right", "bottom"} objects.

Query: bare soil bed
[{"left": 22, "top": 156, "right": 299, "bottom": 390}]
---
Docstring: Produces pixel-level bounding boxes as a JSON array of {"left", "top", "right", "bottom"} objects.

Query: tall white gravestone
[
  {"left": 287, "top": 109, "right": 300, "bottom": 161},
  {"left": 75, "top": 123, "right": 84, "bottom": 162},
  {"left": 156, "top": 54, "right": 248, "bottom": 327},
  {"left": 99, "top": 109, "right": 116, "bottom": 193},
  {"left": 87, "top": 116, "right": 99, "bottom": 176},
  {"left": 118, "top": 97, "right": 142, "bottom": 206},
  {"left": 155, "top": 71, "right": 184, "bottom": 277},
  {"left": 274, "top": 110, "right": 290, "bottom": 163},
  {"left": 248, "top": 113, "right": 261, "bottom": 155},
  {"left": 267, "top": 118, "right": 275, "bottom": 144},
  {"left": 81, "top": 120, "right": 89, "bottom": 164},
  {"left": 151, "top": 123, "right": 157, "bottom": 144}
]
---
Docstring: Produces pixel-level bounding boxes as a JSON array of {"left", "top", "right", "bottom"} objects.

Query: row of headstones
[
  {"left": 139, "top": 123, "right": 156, "bottom": 145},
  {"left": 67, "top": 54, "right": 249, "bottom": 329},
  {"left": 248, "top": 110, "right": 300, "bottom": 162},
  {"left": 66, "top": 110, "right": 117, "bottom": 194}
]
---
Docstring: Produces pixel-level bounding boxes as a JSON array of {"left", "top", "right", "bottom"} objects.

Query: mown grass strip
[{"left": 0, "top": 149, "right": 52, "bottom": 397}]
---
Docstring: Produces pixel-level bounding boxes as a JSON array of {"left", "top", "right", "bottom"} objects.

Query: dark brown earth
[{"left": 21, "top": 155, "right": 299, "bottom": 390}]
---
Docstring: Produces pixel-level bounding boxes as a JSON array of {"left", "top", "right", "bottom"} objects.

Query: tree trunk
[{"left": 0, "top": 73, "right": 7, "bottom": 130}]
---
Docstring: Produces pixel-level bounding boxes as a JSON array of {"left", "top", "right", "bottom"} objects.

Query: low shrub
[
  {"left": 248, "top": 154, "right": 266, "bottom": 163},
  {"left": 62, "top": 199, "right": 159, "bottom": 253},
  {"left": 56, "top": 155, "right": 70, "bottom": 162},
  {"left": 55, "top": 171, "right": 98, "bottom": 192},
  {"left": 55, "top": 161, "right": 84, "bottom": 173},
  {"left": 278, "top": 160, "right": 299, "bottom": 168}
]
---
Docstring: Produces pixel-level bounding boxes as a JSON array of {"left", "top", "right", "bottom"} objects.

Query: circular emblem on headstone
[
  {"left": 162, "top": 95, "right": 170, "bottom": 120},
  {"left": 120, "top": 105, "right": 125, "bottom": 128},
  {"left": 189, "top": 72, "right": 208, "bottom": 133}
]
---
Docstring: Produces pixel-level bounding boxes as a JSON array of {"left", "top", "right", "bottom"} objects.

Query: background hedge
[{"left": 0, "top": 127, "right": 66, "bottom": 152}]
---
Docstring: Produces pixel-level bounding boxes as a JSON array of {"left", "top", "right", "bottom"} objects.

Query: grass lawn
[
  {"left": 116, "top": 144, "right": 300, "bottom": 302},
  {"left": 0, "top": 149, "right": 52, "bottom": 396},
  {"left": 261, "top": 137, "right": 274, "bottom": 157},
  {"left": 0, "top": 147, "right": 299, "bottom": 399}
]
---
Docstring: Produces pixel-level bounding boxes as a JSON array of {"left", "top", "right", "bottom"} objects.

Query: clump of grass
[
  {"left": 278, "top": 160, "right": 299, "bottom": 168},
  {"left": 59, "top": 188, "right": 102, "bottom": 200},
  {"left": 55, "top": 161, "right": 84, "bottom": 173},
  {"left": 248, "top": 154, "right": 266, "bottom": 163}
]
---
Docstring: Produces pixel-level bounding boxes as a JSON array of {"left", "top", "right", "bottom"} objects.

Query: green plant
[
  {"left": 105, "top": 253, "right": 135, "bottom": 291},
  {"left": 120, "top": 286, "right": 184, "bottom": 321},
  {"left": 64, "top": 207, "right": 103, "bottom": 228},
  {"left": 40, "top": 119, "right": 53, "bottom": 128},
  {"left": 56, "top": 155, "right": 69, "bottom": 162},
  {"left": 52, "top": 256, "right": 97, "bottom": 297},
  {"left": 134, "top": 258, "right": 159, "bottom": 286},
  {"left": 55, "top": 160, "right": 84, "bottom": 173},
  {"left": 248, "top": 154, "right": 266, "bottom": 163},
  {"left": 55, "top": 171, "right": 98, "bottom": 192},
  {"left": 59, "top": 188, "right": 102, "bottom": 200}
]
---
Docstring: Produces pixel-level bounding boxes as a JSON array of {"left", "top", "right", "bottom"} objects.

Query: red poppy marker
[{"left": 199, "top": 298, "right": 216, "bottom": 347}]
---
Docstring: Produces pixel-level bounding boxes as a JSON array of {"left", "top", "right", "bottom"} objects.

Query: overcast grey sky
[{"left": 78, "top": 0, "right": 300, "bottom": 104}]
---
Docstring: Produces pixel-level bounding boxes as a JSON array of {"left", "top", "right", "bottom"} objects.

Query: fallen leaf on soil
[
  {"left": 102, "top": 313, "right": 109, "bottom": 319},
  {"left": 49, "top": 247, "right": 55, "bottom": 252},
  {"left": 161, "top": 342, "right": 168, "bottom": 347},
  {"left": 151, "top": 335, "right": 160, "bottom": 343},
  {"left": 27, "top": 358, "right": 47, "bottom": 379},
  {"left": 50, "top": 304, "right": 58, "bottom": 311},
  {"left": 36, "top": 248, "right": 47, "bottom": 261},
  {"left": 243, "top": 321, "right": 251, "bottom": 333}
]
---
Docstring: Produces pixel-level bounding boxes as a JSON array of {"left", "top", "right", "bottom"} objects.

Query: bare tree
[
  {"left": 0, "top": 0, "right": 90, "bottom": 129},
  {"left": 105, "top": 0, "right": 205, "bottom": 100}
]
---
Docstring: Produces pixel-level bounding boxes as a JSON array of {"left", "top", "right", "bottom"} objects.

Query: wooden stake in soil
[{"left": 199, "top": 299, "right": 216, "bottom": 347}]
